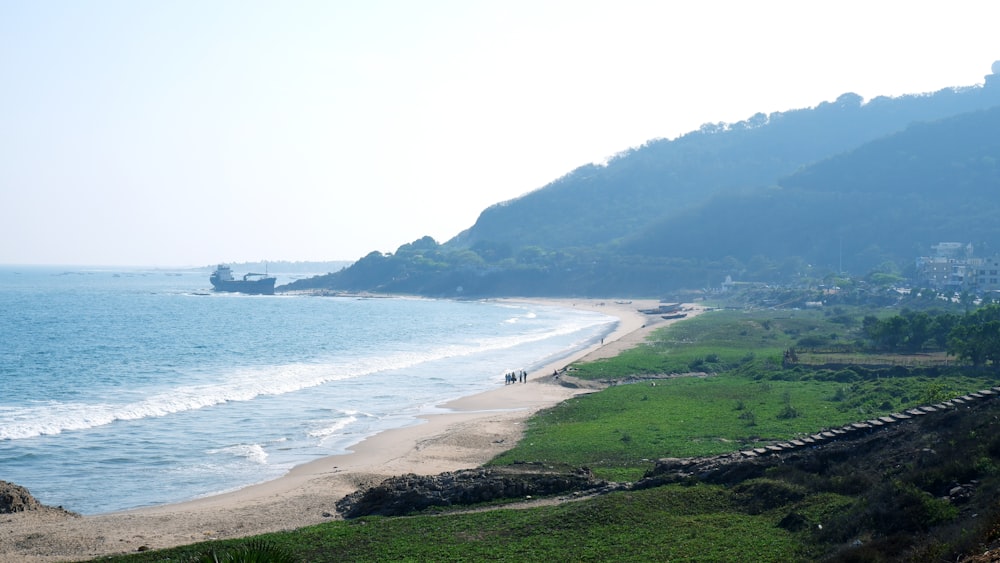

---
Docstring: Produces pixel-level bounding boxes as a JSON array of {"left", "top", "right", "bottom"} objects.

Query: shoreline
[{"left": 1, "top": 298, "right": 701, "bottom": 562}]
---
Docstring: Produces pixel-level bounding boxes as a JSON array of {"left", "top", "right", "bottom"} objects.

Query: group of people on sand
[{"left": 504, "top": 370, "right": 528, "bottom": 384}]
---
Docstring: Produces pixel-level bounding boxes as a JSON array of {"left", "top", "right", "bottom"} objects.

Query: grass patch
[
  {"left": 96, "top": 485, "right": 807, "bottom": 562},
  {"left": 572, "top": 308, "right": 837, "bottom": 379},
  {"left": 489, "top": 373, "right": 979, "bottom": 482}
]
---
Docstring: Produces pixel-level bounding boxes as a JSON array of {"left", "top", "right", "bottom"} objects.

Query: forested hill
[
  {"left": 281, "top": 63, "right": 1000, "bottom": 297},
  {"left": 622, "top": 105, "right": 1000, "bottom": 272},
  {"left": 449, "top": 78, "right": 1000, "bottom": 253}
]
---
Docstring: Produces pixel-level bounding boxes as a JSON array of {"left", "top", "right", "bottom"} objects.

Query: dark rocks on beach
[
  {"left": 336, "top": 464, "right": 616, "bottom": 518},
  {"left": 0, "top": 480, "right": 45, "bottom": 513},
  {"left": 0, "top": 480, "right": 78, "bottom": 518}
]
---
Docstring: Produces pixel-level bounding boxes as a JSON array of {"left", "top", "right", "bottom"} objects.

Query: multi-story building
[
  {"left": 916, "top": 243, "right": 973, "bottom": 290},
  {"left": 970, "top": 256, "right": 1000, "bottom": 292},
  {"left": 916, "top": 243, "right": 1000, "bottom": 293}
]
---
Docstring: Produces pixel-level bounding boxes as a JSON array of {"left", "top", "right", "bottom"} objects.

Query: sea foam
[{"left": 0, "top": 268, "right": 616, "bottom": 513}]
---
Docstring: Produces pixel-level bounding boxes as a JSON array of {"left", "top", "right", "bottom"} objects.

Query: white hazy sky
[{"left": 1, "top": 1, "right": 998, "bottom": 267}]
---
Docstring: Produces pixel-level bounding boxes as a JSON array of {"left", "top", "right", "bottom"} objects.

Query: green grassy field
[
  {"left": 526, "top": 307, "right": 989, "bottom": 481},
  {"left": 570, "top": 307, "right": 855, "bottom": 379},
  {"left": 491, "top": 377, "right": 903, "bottom": 482},
  {"left": 96, "top": 306, "right": 1000, "bottom": 562},
  {"left": 97, "top": 485, "right": 814, "bottom": 562}
]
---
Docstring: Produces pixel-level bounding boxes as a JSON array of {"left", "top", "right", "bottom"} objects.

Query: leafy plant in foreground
[{"left": 198, "top": 539, "right": 296, "bottom": 563}]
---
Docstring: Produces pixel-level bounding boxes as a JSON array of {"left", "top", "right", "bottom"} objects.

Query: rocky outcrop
[
  {"left": 0, "top": 480, "right": 78, "bottom": 518},
  {"left": 634, "top": 455, "right": 767, "bottom": 489},
  {"left": 0, "top": 480, "right": 46, "bottom": 513},
  {"left": 336, "top": 463, "right": 619, "bottom": 518}
]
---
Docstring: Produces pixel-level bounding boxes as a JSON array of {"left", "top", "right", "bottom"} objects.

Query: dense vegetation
[
  {"left": 859, "top": 304, "right": 1000, "bottom": 366},
  {"left": 96, "top": 302, "right": 1000, "bottom": 562},
  {"left": 282, "top": 66, "right": 1000, "bottom": 297}
]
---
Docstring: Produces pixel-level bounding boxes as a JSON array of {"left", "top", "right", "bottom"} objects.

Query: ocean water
[{"left": 0, "top": 266, "right": 616, "bottom": 515}]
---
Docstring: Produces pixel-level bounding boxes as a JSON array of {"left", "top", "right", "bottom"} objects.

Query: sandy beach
[{"left": 0, "top": 298, "right": 700, "bottom": 562}]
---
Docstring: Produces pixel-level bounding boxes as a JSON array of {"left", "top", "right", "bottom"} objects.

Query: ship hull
[{"left": 209, "top": 277, "right": 276, "bottom": 295}]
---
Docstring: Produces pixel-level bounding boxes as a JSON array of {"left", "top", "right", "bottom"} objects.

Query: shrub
[
  {"left": 739, "top": 410, "right": 757, "bottom": 427},
  {"left": 834, "top": 369, "right": 858, "bottom": 383},
  {"left": 832, "top": 387, "right": 848, "bottom": 402},
  {"left": 777, "top": 405, "right": 801, "bottom": 420},
  {"left": 796, "top": 336, "right": 828, "bottom": 348},
  {"left": 199, "top": 540, "right": 296, "bottom": 563},
  {"left": 732, "top": 479, "right": 807, "bottom": 514}
]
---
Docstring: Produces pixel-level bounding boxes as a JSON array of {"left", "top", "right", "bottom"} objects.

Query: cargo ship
[{"left": 209, "top": 265, "right": 276, "bottom": 295}]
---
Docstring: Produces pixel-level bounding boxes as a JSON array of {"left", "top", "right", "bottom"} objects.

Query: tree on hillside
[{"left": 948, "top": 304, "right": 1000, "bottom": 367}]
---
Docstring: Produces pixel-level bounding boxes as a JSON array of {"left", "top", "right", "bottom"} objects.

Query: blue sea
[{"left": 0, "top": 266, "right": 616, "bottom": 515}]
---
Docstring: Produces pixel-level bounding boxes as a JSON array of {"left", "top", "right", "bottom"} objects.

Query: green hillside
[
  {"left": 625, "top": 106, "right": 1000, "bottom": 272},
  {"left": 282, "top": 64, "right": 1000, "bottom": 297}
]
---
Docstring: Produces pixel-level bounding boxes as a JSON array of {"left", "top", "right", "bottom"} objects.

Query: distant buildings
[{"left": 916, "top": 242, "right": 1000, "bottom": 293}]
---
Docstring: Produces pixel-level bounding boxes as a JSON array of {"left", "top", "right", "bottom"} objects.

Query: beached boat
[
  {"left": 639, "top": 303, "right": 683, "bottom": 315},
  {"left": 209, "top": 265, "right": 276, "bottom": 295}
]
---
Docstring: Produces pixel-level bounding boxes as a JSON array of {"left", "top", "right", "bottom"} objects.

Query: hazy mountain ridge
[
  {"left": 449, "top": 76, "right": 1000, "bottom": 254},
  {"left": 283, "top": 63, "right": 1000, "bottom": 296},
  {"left": 624, "top": 105, "right": 1000, "bottom": 272}
]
